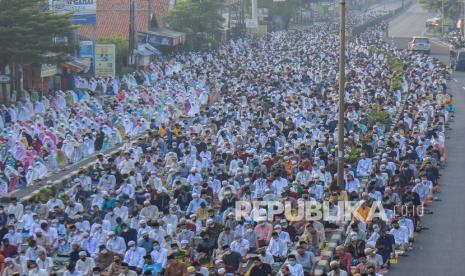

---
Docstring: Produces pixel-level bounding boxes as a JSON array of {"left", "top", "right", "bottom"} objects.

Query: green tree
[
  {"left": 418, "top": 0, "right": 461, "bottom": 20},
  {"left": 97, "top": 35, "right": 130, "bottom": 75},
  {"left": 259, "top": 0, "right": 302, "bottom": 30},
  {"left": 165, "top": 0, "right": 225, "bottom": 49},
  {"left": 0, "top": 0, "right": 75, "bottom": 71}
]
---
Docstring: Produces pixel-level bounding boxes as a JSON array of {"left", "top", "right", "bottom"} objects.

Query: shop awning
[
  {"left": 139, "top": 29, "right": 186, "bottom": 47},
  {"left": 135, "top": 43, "right": 162, "bottom": 56},
  {"left": 61, "top": 58, "right": 89, "bottom": 73}
]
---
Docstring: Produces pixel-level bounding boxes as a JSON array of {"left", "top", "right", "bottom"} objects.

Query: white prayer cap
[
  {"left": 329, "top": 260, "right": 339, "bottom": 268},
  {"left": 215, "top": 259, "right": 223, "bottom": 265}
]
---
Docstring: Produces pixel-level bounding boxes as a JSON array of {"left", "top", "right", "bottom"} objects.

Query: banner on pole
[
  {"left": 41, "top": 64, "right": 58, "bottom": 78},
  {"left": 49, "top": 0, "right": 97, "bottom": 25},
  {"left": 80, "top": 41, "right": 93, "bottom": 58},
  {"left": 95, "top": 44, "right": 116, "bottom": 77},
  {"left": 245, "top": 19, "right": 258, "bottom": 28}
]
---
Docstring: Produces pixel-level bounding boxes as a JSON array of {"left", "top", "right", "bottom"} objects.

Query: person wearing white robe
[
  {"left": 0, "top": 178, "right": 8, "bottom": 196},
  {"left": 116, "top": 182, "right": 135, "bottom": 198},
  {"left": 17, "top": 103, "right": 30, "bottom": 122},
  {"left": 20, "top": 208, "right": 35, "bottom": 232},
  {"left": 7, "top": 198, "right": 24, "bottom": 220},
  {"left": 106, "top": 232, "right": 126, "bottom": 255},
  {"left": 34, "top": 101, "right": 45, "bottom": 114},
  {"left": 356, "top": 154, "right": 372, "bottom": 177},
  {"left": 33, "top": 161, "right": 48, "bottom": 180},
  {"left": 114, "top": 202, "right": 129, "bottom": 222},
  {"left": 90, "top": 224, "right": 108, "bottom": 245},
  {"left": 26, "top": 167, "right": 37, "bottom": 186},
  {"left": 140, "top": 202, "right": 159, "bottom": 221},
  {"left": 61, "top": 137, "right": 75, "bottom": 163},
  {"left": 46, "top": 198, "right": 64, "bottom": 212},
  {"left": 8, "top": 107, "right": 17, "bottom": 122},
  {"left": 80, "top": 233, "right": 99, "bottom": 256},
  {"left": 124, "top": 241, "right": 146, "bottom": 269},
  {"left": 98, "top": 172, "right": 116, "bottom": 191}
]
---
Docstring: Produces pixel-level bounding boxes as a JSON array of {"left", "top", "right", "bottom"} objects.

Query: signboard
[
  {"left": 80, "top": 41, "right": 93, "bottom": 58},
  {"left": 258, "top": 8, "right": 269, "bottom": 19},
  {"left": 41, "top": 64, "right": 58, "bottom": 78},
  {"left": 0, "top": 75, "right": 11, "bottom": 84},
  {"left": 95, "top": 44, "right": 115, "bottom": 77},
  {"left": 147, "top": 35, "right": 172, "bottom": 46},
  {"left": 245, "top": 19, "right": 258, "bottom": 28},
  {"left": 258, "top": 25, "right": 268, "bottom": 36},
  {"left": 49, "top": 0, "right": 97, "bottom": 25}
]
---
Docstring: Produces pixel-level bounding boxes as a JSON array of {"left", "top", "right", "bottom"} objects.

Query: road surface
[{"left": 388, "top": 3, "right": 465, "bottom": 276}]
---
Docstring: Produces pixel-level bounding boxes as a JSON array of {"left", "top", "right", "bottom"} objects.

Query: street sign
[
  {"left": 41, "top": 64, "right": 58, "bottom": 78},
  {"left": 80, "top": 41, "right": 93, "bottom": 58},
  {"left": 49, "top": 0, "right": 97, "bottom": 25},
  {"left": 0, "top": 75, "right": 11, "bottom": 84},
  {"left": 245, "top": 19, "right": 259, "bottom": 28}
]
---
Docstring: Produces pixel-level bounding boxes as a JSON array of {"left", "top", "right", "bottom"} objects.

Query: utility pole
[
  {"left": 148, "top": 0, "right": 153, "bottom": 30},
  {"left": 442, "top": 0, "right": 445, "bottom": 36},
  {"left": 462, "top": 1, "right": 464, "bottom": 38},
  {"left": 337, "top": 0, "right": 346, "bottom": 190},
  {"left": 129, "top": 0, "right": 138, "bottom": 66},
  {"left": 251, "top": 0, "right": 257, "bottom": 21}
]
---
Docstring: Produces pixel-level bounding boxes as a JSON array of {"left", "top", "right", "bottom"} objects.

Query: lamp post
[
  {"left": 337, "top": 0, "right": 346, "bottom": 190},
  {"left": 442, "top": 0, "right": 445, "bottom": 36}
]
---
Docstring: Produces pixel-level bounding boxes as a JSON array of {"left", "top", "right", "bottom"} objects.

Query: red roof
[{"left": 78, "top": 0, "right": 171, "bottom": 40}]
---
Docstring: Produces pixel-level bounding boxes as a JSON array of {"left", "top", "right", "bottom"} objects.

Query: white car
[
  {"left": 426, "top": 17, "right": 441, "bottom": 28},
  {"left": 408, "top": 37, "right": 431, "bottom": 54}
]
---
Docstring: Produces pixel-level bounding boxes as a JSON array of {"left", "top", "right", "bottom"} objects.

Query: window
[{"left": 414, "top": 38, "right": 429, "bottom": 44}]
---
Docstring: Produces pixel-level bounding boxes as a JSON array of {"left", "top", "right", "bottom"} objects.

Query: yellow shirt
[
  {"left": 173, "top": 127, "right": 182, "bottom": 137},
  {"left": 196, "top": 207, "right": 208, "bottom": 223},
  {"left": 159, "top": 127, "right": 167, "bottom": 137},
  {"left": 283, "top": 161, "right": 293, "bottom": 176},
  {"left": 354, "top": 205, "right": 371, "bottom": 223}
]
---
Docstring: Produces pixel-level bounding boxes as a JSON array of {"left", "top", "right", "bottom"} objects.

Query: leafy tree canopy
[
  {"left": 165, "top": 0, "right": 225, "bottom": 38},
  {"left": 258, "top": 0, "right": 302, "bottom": 30},
  {"left": 0, "top": 0, "right": 76, "bottom": 68},
  {"left": 418, "top": 0, "right": 462, "bottom": 19}
]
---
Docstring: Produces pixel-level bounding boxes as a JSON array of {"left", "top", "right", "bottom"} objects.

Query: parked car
[
  {"left": 426, "top": 17, "right": 441, "bottom": 28},
  {"left": 408, "top": 37, "right": 431, "bottom": 54}
]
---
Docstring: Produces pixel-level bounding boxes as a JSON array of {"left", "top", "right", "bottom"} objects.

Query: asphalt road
[{"left": 388, "top": 3, "right": 465, "bottom": 276}]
